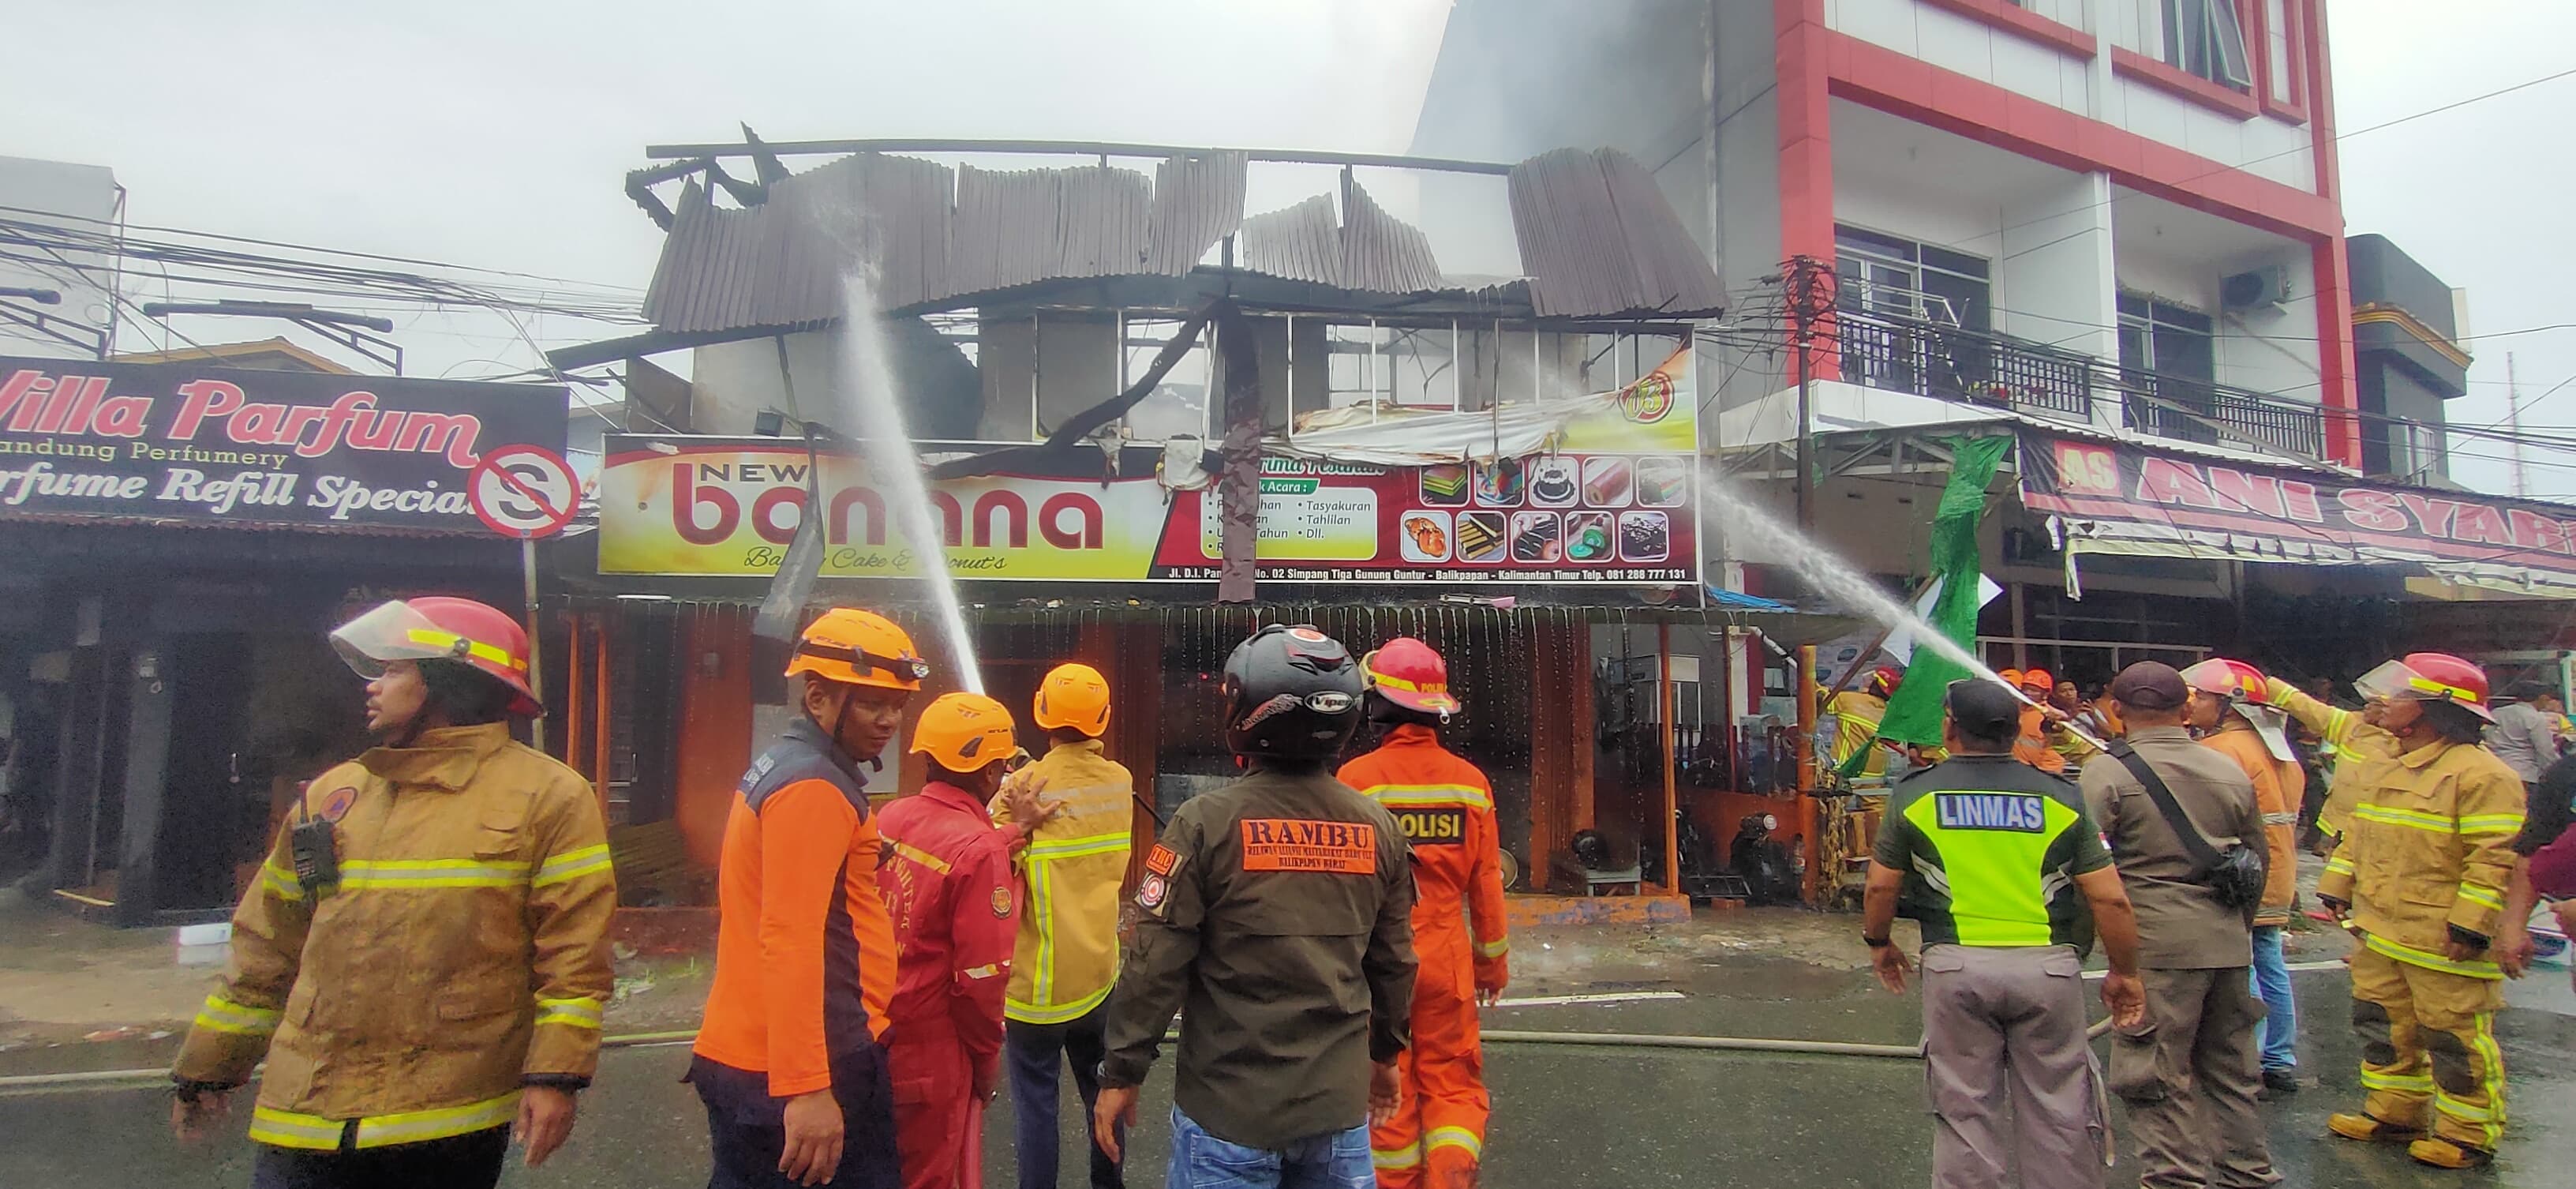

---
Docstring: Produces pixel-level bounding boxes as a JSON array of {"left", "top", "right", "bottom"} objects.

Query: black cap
[
  {"left": 2109, "top": 661, "right": 2189, "bottom": 711},
  {"left": 1946, "top": 679, "right": 2024, "bottom": 738}
]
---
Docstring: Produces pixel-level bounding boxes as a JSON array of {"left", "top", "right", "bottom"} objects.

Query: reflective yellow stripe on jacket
[
  {"left": 1016, "top": 829, "right": 1131, "bottom": 1024},
  {"left": 998, "top": 743, "right": 1134, "bottom": 1026},
  {"left": 251, "top": 1091, "right": 522, "bottom": 1150}
]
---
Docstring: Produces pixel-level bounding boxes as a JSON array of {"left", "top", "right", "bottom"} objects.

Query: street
[{"left": 6, "top": 967, "right": 2569, "bottom": 1188}]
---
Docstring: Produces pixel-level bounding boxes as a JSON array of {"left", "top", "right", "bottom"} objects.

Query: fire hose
[{"left": 0, "top": 1019, "right": 2114, "bottom": 1092}]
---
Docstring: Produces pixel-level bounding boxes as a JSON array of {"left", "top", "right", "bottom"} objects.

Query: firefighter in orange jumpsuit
[
  {"left": 1335, "top": 638, "right": 1508, "bottom": 1189},
  {"left": 878, "top": 692, "right": 1061, "bottom": 1189}
]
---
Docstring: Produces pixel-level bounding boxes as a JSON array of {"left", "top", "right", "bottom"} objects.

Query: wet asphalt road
[{"left": 6, "top": 969, "right": 2569, "bottom": 1188}]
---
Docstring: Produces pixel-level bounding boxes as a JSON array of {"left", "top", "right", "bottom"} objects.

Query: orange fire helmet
[
  {"left": 910, "top": 692, "right": 1019, "bottom": 773},
  {"left": 784, "top": 608, "right": 929, "bottom": 690},
  {"left": 1998, "top": 669, "right": 2024, "bottom": 688},
  {"left": 1360, "top": 636, "right": 1462, "bottom": 717},
  {"left": 2018, "top": 668, "right": 2054, "bottom": 694},
  {"left": 330, "top": 597, "right": 541, "bottom": 717},
  {"left": 1032, "top": 662, "right": 1112, "bottom": 734}
]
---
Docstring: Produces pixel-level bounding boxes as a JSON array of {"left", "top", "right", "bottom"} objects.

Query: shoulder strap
[{"left": 2106, "top": 741, "right": 2221, "bottom": 869}]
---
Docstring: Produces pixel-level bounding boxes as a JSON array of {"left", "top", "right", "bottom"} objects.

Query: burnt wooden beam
[{"left": 1213, "top": 303, "right": 1263, "bottom": 603}]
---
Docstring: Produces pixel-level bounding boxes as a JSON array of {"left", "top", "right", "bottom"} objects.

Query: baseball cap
[
  {"left": 1946, "top": 679, "right": 2024, "bottom": 738},
  {"left": 2108, "top": 662, "right": 2189, "bottom": 711}
]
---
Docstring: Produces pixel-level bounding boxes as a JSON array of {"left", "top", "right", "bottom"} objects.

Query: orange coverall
[{"left": 1339, "top": 725, "right": 1509, "bottom": 1189}]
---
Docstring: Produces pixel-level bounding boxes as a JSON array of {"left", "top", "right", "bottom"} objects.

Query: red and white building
[
  {"left": 1417, "top": 0, "right": 2357, "bottom": 463},
  {"left": 1412, "top": 0, "right": 2550, "bottom": 700}
]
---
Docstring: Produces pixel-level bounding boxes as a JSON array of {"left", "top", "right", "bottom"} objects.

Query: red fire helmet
[
  {"left": 2357, "top": 651, "right": 2494, "bottom": 723},
  {"left": 2179, "top": 658, "right": 2270, "bottom": 704},
  {"left": 1360, "top": 636, "right": 1462, "bottom": 717},
  {"left": 330, "top": 597, "right": 542, "bottom": 717}
]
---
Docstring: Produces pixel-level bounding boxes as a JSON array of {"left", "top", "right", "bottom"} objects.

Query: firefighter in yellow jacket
[
  {"left": 170, "top": 598, "right": 616, "bottom": 1189},
  {"left": 2268, "top": 673, "right": 2402, "bottom": 846},
  {"left": 2315, "top": 652, "right": 2526, "bottom": 1171},
  {"left": 993, "top": 662, "right": 1135, "bottom": 1189}
]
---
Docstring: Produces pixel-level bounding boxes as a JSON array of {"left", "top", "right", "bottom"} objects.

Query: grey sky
[{"left": 5, "top": 1, "right": 2569, "bottom": 497}]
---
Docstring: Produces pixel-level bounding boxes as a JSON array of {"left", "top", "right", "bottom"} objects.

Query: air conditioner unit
[{"left": 2222, "top": 265, "right": 2291, "bottom": 313}]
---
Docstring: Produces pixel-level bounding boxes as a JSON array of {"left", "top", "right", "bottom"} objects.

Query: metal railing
[{"left": 1833, "top": 308, "right": 2339, "bottom": 460}]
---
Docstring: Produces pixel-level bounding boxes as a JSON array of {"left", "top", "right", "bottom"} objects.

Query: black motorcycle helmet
[{"left": 1221, "top": 623, "right": 1365, "bottom": 760}]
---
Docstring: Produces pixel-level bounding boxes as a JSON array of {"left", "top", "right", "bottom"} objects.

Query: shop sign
[
  {"left": 2020, "top": 432, "right": 2576, "bottom": 589},
  {"left": 0, "top": 355, "right": 567, "bottom": 532},
  {"left": 597, "top": 437, "right": 1699, "bottom": 584}
]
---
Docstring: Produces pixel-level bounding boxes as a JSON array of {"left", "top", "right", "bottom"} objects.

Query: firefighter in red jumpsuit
[
  {"left": 1336, "top": 638, "right": 1509, "bottom": 1189},
  {"left": 877, "top": 692, "right": 1061, "bottom": 1189}
]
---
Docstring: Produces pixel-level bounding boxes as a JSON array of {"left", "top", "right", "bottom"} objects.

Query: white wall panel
[
  {"left": 1913, "top": 6, "right": 1999, "bottom": 86},
  {"left": 1832, "top": 0, "right": 1920, "bottom": 50},
  {"left": 2000, "top": 173, "right": 2120, "bottom": 361},
  {"left": 1990, "top": 31, "right": 2069, "bottom": 107}
]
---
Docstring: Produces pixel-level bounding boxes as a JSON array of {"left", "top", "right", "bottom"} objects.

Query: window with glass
[
  {"left": 2117, "top": 292, "right": 2218, "bottom": 439},
  {"left": 1834, "top": 226, "right": 1993, "bottom": 398},
  {"left": 2160, "top": 0, "right": 2252, "bottom": 89}
]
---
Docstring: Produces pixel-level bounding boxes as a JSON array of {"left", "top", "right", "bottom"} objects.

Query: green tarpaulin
[{"left": 1848, "top": 435, "right": 2011, "bottom": 762}]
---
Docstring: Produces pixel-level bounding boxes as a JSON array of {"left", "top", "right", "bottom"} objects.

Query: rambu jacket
[{"left": 172, "top": 723, "right": 616, "bottom": 1150}]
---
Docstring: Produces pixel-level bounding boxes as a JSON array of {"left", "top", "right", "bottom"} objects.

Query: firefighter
[
  {"left": 170, "top": 598, "right": 615, "bottom": 1189},
  {"left": 2316, "top": 652, "right": 2527, "bottom": 1170},
  {"left": 1337, "top": 638, "right": 1508, "bottom": 1189},
  {"left": 1826, "top": 666, "right": 1900, "bottom": 780},
  {"left": 994, "top": 662, "right": 1135, "bottom": 1189},
  {"left": 878, "top": 692, "right": 1058, "bottom": 1189},
  {"left": 692, "top": 609, "right": 926, "bottom": 1189},
  {"left": 2267, "top": 676, "right": 2400, "bottom": 849},
  {"left": 2010, "top": 668, "right": 2070, "bottom": 775},
  {"left": 2179, "top": 658, "right": 2307, "bottom": 1093},
  {"left": 1095, "top": 624, "right": 1416, "bottom": 1189}
]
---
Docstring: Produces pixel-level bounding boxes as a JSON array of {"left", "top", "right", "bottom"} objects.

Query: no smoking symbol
[{"left": 470, "top": 446, "right": 578, "bottom": 538}]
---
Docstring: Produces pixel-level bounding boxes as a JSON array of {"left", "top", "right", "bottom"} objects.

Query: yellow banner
[
  {"left": 1554, "top": 343, "right": 1696, "bottom": 454},
  {"left": 597, "top": 445, "right": 1172, "bottom": 579}
]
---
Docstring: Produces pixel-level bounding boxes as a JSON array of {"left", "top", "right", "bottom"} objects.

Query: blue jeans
[
  {"left": 1006, "top": 1006, "right": 1121, "bottom": 1189},
  {"left": 1166, "top": 1106, "right": 1372, "bottom": 1189},
  {"left": 2249, "top": 925, "right": 2297, "bottom": 1071}
]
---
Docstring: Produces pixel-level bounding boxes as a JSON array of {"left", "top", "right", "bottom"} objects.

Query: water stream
[
  {"left": 1698, "top": 472, "right": 2106, "bottom": 749},
  {"left": 838, "top": 273, "right": 983, "bottom": 694}
]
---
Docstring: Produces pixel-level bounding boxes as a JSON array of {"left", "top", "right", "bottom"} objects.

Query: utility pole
[
  {"left": 2507, "top": 351, "right": 2528, "bottom": 497},
  {"left": 1788, "top": 255, "right": 1829, "bottom": 531}
]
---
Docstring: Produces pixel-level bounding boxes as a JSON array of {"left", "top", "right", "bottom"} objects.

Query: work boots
[{"left": 2327, "top": 1112, "right": 2420, "bottom": 1145}]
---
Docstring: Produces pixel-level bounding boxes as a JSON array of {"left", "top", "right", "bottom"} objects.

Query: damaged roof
[{"left": 636, "top": 142, "right": 1723, "bottom": 333}]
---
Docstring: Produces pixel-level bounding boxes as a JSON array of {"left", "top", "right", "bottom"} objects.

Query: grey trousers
[
  {"left": 1920, "top": 944, "right": 2104, "bottom": 1189},
  {"left": 2108, "top": 966, "right": 2277, "bottom": 1189}
]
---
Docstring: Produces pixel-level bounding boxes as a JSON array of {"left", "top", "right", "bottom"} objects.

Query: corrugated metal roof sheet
[
  {"left": 1339, "top": 174, "right": 1443, "bottom": 294},
  {"left": 1146, "top": 152, "right": 1247, "bottom": 274},
  {"left": 1238, "top": 194, "right": 1345, "bottom": 288},
  {"left": 642, "top": 144, "right": 1723, "bottom": 330},
  {"left": 1508, "top": 148, "right": 1725, "bottom": 318},
  {"left": 643, "top": 152, "right": 957, "bottom": 332},
  {"left": 1237, "top": 178, "right": 1445, "bottom": 294}
]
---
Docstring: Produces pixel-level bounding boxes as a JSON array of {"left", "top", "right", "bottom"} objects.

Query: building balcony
[{"left": 1833, "top": 306, "right": 2346, "bottom": 463}]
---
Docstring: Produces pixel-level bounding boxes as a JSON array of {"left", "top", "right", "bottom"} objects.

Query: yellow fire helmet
[
  {"left": 1032, "top": 662, "right": 1113, "bottom": 734},
  {"left": 785, "top": 608, "right": 929, "bottom": 690},
  {"left": 911, "top": 692, "right": 1019, "bottom": 773}
]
